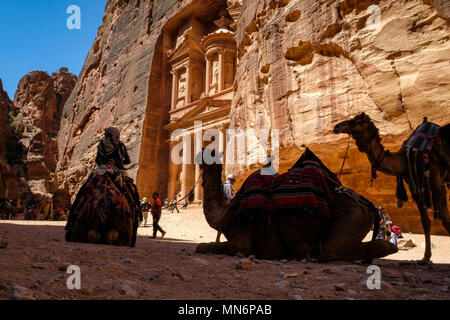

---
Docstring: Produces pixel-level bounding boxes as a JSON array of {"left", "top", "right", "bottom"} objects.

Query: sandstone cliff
[
  {"left": 57, "top": 0, "right": 155, "bottom": 197},
  {"left": 14, "top": 69, "right": 76, "bottom": 201},
  {"left": 0, "top": 79, "right": 20, "bottom": 199},
  {"left": 230, "top": 0, "right": 450, "bottom": 234}
]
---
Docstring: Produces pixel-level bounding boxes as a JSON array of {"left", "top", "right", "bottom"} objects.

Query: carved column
[
  {"left": 194, "top": 164, "right": 202, "bottom": 202},
  {"left": 220, "top": 124, "right": 227, "bottom": 181},
  {"left": 218, "top": 49, "right": 224, "bottom": 92},
  {"left": 205, "top": 57, "right": 211, "bottom": 94},
  {"left": 185, "top": 63, "right": 191, "bottom": 105},
  {"left": 194, "top": 126, "right": 203, "bottom": 202},
  {"left": 167, "top": 141, "right": 178, "bottom": 200},
  {"left": 180, "top": 133, "right": 191, "bottom": 199},
  {"left": 171, "top": 70, "right": 177, "bottom": 110}
]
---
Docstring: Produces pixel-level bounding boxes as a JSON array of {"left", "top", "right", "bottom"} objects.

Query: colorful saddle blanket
[
  {"left": 230, "top": 168, "right": 277, "bottom": 213},
  {"left": 269, "top": 149, "right": 341, "bottom": 217},
  {"left": 397, "top": 120, "right": 441, "bottom": 213},
  {"left": 65, "top": 164, "right": 142, "bottom": 232},
  {"left": 401, "top": 121, "right": 440, "bottom": 154},
  {"left": 231, "top": 149, "right": 342, "bottom": 218}
]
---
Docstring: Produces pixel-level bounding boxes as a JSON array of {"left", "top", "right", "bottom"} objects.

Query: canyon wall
[
  {"left": 13, "top": 69, "right": 77, "bottom": 202},
  {"left": 0, "top": 80, "right": 20, "bottom": 199},
  {"left": 230, "top": 0, "right": 450, "bottom": 234},
  {"left": 56, "top": 0, "right": 156, "bottom": 198}
]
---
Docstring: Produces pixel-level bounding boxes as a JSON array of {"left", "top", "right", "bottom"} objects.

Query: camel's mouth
[{"left": 333, "top": 121, "right": 352, "bottom": 134}]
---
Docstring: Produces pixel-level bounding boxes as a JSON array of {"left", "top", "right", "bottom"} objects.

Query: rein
[
  {"left": 338, "top": 136, "right": 351, "bottom": 180},
  {"left": 161, "top": 173, "right": 202, "bottom": 210},
  {"left": 371, "top": 149, "right": 387, "bottom": 187}
]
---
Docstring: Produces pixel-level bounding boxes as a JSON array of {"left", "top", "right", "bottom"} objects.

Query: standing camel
[{"left": 334, "top": 113, "right": 450, "bottom": 263}]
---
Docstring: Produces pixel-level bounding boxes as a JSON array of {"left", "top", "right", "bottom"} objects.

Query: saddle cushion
[{"left": 231, "top": 149, "right": 342, "bottom": 218}]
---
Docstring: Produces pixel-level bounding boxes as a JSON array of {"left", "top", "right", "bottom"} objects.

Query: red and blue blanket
[
  {"left": 230, "top": 149, "right": 342, "bottom": 218},
  {"left": 401, "top": 120, "right": 440, "bottom": 154},
  {"left": 397, "top": 120, "right": 441, "bottom": 215}
]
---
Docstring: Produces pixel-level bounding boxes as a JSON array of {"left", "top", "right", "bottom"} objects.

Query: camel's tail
[{"left": 439, "top": 124, "right": 450, "bottom": 165}]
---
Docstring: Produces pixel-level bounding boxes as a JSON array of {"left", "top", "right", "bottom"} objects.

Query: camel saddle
[
  {"left": 396, "top": 119, "right": 441, "bottom": 215},
  {"left": 231, "top": 149, "right": 342, "bottom": 218}
]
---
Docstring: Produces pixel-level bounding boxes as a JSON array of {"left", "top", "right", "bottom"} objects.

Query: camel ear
[{"left": 355, "top": 112, "right": 368, "bottom": 121}]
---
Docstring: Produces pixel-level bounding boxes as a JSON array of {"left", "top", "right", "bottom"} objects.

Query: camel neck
[
  {"left": 201, "top": 164, "right": 226, "bottom": 232},
  {"left": 362, "top": 135, "right": 407, "bottom": 177}
]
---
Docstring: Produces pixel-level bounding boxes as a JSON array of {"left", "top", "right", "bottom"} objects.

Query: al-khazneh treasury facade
[{"left": 137, "top": 2, "right": 240, "bottom": 202}]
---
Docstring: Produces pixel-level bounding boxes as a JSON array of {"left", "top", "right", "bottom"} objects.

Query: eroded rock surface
[
  {"left": 56, "top": 0, "right": 156, "bottom": 198},
  {"left": 0, "top": 79, "right": 20, "bottom": 199},
  {"left": 14, "top": 69, "right": 76, "bottom": 200},
  {"left": 229, "top": 0, "right": 450, "bottom": 234}
]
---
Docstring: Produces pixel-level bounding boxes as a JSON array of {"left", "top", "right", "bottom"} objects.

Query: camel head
[
  {"left": 333, "top": 113, "right": 382, "bottom": 152},
  {"left": 334, "top": 112, "right": 373, "bottom": 135},
  {"left": 198, "top": 149, "right": 224, "bottom": 192}
]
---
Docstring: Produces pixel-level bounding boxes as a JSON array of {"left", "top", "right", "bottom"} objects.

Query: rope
[
  {"left": 161, "top": 173, "right": 203, "bottom": 210},
  {"left": 338, "top": 135, "right": 351, "bottom": 180}
]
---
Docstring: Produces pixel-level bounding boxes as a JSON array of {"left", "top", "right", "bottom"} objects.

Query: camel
[
  {"left": 196, "top": 149, "right": 397, "bottom": 261},
  {"left": 65, "top": 165, "right": 142, "bottom": 247},
  {"left": 334, "top": 113, "right": 450, "bottom": 263}
]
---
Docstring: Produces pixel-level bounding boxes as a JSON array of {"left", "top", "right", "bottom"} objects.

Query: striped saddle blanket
[
  {"left": 231, "top": 149, "right": 342, "bottom": 218},
  {"left": 401, "top": 120, "right": 440, "bottom": 155},
  {"left": 397, "top": 120, "right": 441, "bottom": 212}
]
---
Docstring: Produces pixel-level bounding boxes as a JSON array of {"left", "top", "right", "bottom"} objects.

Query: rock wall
[
  {"left": 230, "top": 0, "right": 450, "bottom": 234},
  {"left": 0, "top": 79, "right": 20, "bottom": 199},
  {"left": 14, "top": 69, "right": 76, "bottom": 200},
  {"left": 56, "top": 0, "right": 156, "bottom": 198}
]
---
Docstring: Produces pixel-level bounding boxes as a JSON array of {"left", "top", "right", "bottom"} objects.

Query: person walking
[
  {"left": 42, "top": 196, "right": 53, "bottom": 220},
  {"left": 151, "top": 192, "right": 166, "bottom": 239},
  {"left": 387, "top": 221, "right": 403, "bottom": 246},
  {"left": 216, "top": 174, "right": 236, "bottom": 243},
  {"left": 141, "top": 197, "right": 151, "bottom": 227},
  {"left": 223, "top": 174, "right": 236, "bottom": 205},
  {"left": 170, "top": 199, "right": 180, "bottom": 213},
  {"left": 4, "top": 199, "right": 12, "bottom": 219}
]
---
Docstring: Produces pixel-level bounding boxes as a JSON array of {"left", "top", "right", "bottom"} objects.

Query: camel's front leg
[{"left": 438, "top": 185, "right": 450, "bottom": 235}]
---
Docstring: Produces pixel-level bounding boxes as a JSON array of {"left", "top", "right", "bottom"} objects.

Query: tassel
[{"left": 396, "top": 176, "right": 408, "bottom": 208}]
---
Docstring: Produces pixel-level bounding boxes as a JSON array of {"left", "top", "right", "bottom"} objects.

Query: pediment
[
  {"left": 165, "top": 98, "right": 231, "bottom": 130},
  {"left": 182, "top": 98, "right": 230, "bottom": 122}
]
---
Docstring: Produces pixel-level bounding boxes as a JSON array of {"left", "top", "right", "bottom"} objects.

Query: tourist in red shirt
[
  {"left": 387, "top": 221, "right": 403, "bottom": 246},
  {"left": 151, "top": 192, "right": 166, "bottom": 239}
]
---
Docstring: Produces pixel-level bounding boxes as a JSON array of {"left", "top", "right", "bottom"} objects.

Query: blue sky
[{"left": 0, "top": 0, "right": 107, "bottom": 99}]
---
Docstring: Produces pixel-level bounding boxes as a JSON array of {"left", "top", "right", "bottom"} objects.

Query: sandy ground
[{"left": 0, "top": 205, "right": 449, "bottom": 300}]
